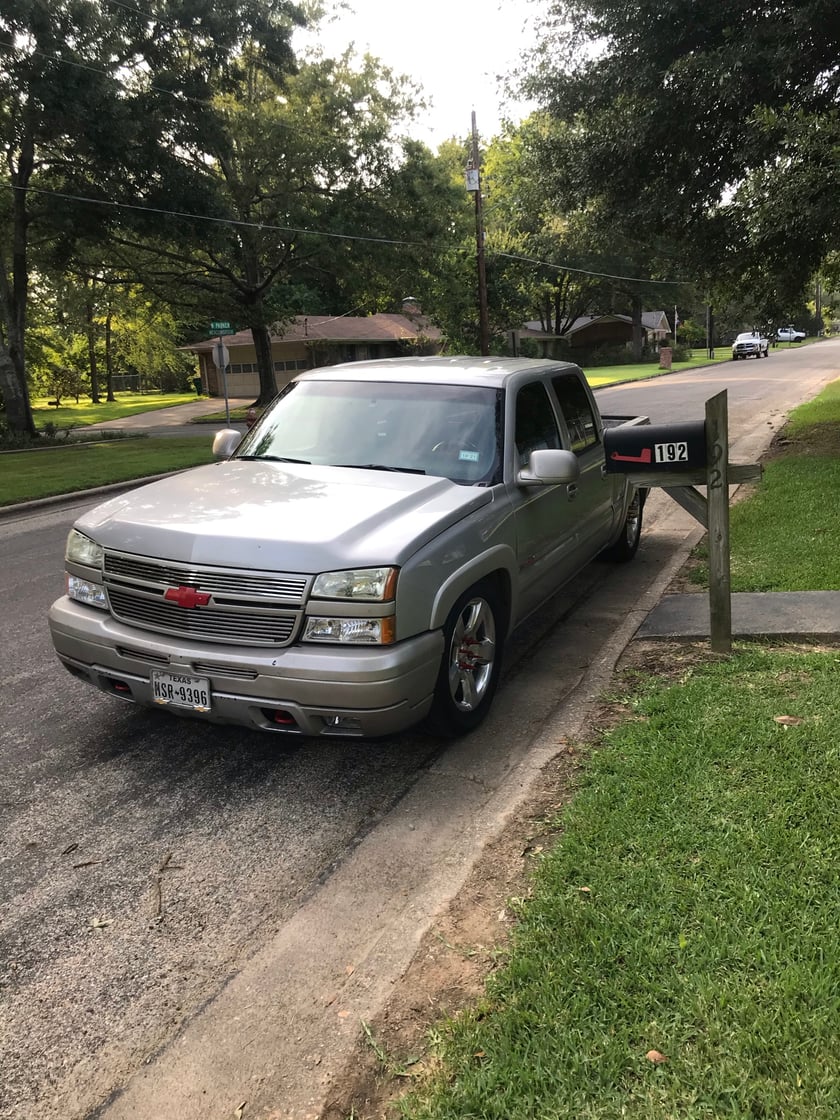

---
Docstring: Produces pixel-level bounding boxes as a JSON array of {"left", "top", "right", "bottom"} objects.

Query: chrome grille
[
  {"left": 108, "top": 589, "right": 297, "bottom": 646},
  {"left": 104, "top": 552, "right": 308, "bottom": 602},
  {"left": 103, "top": 550, "right": 305, "bottom": 647}
]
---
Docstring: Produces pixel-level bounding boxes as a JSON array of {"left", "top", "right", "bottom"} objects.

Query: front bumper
[{"left": 48, "top": 597, "right": 443, "bottom": 738}]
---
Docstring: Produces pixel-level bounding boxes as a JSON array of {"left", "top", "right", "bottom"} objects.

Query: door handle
[{"left": 566, "top": 484, "right": 578, "bottom": 500}]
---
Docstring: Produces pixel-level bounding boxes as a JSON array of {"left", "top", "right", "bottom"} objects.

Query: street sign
[
  {"left": 212, "top": 343, "right": 230, "bottom": 369},
  {"left": 210, "top": 320, "right": 235, "bottom": 336}
]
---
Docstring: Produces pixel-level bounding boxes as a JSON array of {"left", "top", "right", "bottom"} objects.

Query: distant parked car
[
  {"left": 732, "top": 331, "right": 769, "bottom": 360},
  {"left": 776, "top": 326, "right": 806, "bottom": 343}
]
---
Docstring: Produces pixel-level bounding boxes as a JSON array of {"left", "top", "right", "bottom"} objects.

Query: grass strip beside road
[
  {"left": 0, "top": 437, "right": 213, "bottom": 506},
  {"left": 402, "top": 648, "right": 840, "bottom": 1120},
  {"left": 392, "top": 382, "right": 840, "bottom": 1118},
  {"left": 690, "top": 378, "right": 840, "bottom": 591},
  {"left": 30, "top": 392, "right": 199, "bottom": 428}
]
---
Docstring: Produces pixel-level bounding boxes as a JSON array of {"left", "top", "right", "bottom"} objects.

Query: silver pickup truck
[{"left": 49, "top": 357, "right": 648, "bottom": 739}]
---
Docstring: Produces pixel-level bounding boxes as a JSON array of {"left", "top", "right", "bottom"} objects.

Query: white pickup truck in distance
[
  {"left": 731, "top": 331, "right": 769, "bottom": 359},
  {"left": 49, "top": 357, "right": 648, "bottom": 739},
  {"left": 776, "top": 326, "right": 806, "bottom": 343}
]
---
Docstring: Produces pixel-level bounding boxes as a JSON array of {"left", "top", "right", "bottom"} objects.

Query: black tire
[
  {"left": 426, "top": 580, "right": 505, "bottom": 737},
  {"left": 601, "top": 488, "right": 644, "bottom": 562}
]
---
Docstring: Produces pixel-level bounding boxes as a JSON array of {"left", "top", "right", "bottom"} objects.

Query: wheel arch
[{"left": 428, "top": 548, "right": 515, "bottom": 635}]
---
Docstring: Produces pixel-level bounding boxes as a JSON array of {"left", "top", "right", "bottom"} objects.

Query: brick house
[{"left": 185, "top": 308, "right": 442, "bottom": 397}]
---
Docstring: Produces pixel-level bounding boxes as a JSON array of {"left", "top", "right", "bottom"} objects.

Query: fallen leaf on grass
[
  {"left": 645, "top": 1049, "right": 668, "bottom": 1064},
  {"left": 773, "top": 715, "right": 804, "bottom": 726}
]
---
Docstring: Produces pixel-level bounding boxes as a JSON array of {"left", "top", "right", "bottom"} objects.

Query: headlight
[
  {"left": 66, "top": 529, "right": 103, "bottom": 568},
  {"left": 303, "top": 616, "right": 395, "bottom": 645},
  {"left": 67, "top": 574, "right": 108, "bottom": 610},
  {"left": 311, "top": 567, "right": 397, "bottom": 601}
]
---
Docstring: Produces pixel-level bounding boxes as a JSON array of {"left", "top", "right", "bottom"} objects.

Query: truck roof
[{"left": 294, "top": 355, "right": 583, "bottom": 390}]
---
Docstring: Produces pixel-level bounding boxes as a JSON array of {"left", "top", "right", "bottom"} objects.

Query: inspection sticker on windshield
[
  {"left": 459, "top": 450, "right": 480, "bottom": 462},
  {"left": 654, "top": 441, "right": 689, "bottom": 464}
]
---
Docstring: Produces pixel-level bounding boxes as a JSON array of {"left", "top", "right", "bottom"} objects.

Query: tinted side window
[
  {"left": 552, "top": 374, "right": 599, "bottom": 453},
  {"left": 514, "top": 382, "right": 562, "bottom": 467}
]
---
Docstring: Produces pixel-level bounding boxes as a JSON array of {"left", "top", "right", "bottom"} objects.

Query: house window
[{"left": 274, "top": 359, "right": 310, "bottom": 372}]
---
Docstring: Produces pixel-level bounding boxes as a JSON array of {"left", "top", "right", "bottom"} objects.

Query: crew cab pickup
[
  {"left": 731, "top": 331, "right": 769, "bottom": 359},
  {"left": 49, "top": 357, "right": 648, "bottom": 739},
  {"left": 776, "top": 326, "right": 806, "bottom": 343}
]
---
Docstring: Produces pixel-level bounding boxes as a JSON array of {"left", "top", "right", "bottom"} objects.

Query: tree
[
  {"left": 95, "top": 45, "right": 452, "bottom": 405},
  {"left": 521, "top": 0, "right": 840, "bottom": 302},
  {"left": 0, "top": 0, "right": 304, "bottom": 434}
]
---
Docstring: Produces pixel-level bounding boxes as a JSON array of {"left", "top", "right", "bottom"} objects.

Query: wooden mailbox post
[{"left": 604, "top": 390, "right": 762, "bottom": 653}]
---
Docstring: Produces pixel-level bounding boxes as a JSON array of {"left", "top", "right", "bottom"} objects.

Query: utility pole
[{"left": 467, "top": 112, "right": 490, "bottom": 355}]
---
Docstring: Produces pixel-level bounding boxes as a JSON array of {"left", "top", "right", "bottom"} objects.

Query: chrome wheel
[
  {"left": 427, "top": 581, "right": 505, "bottom": 737},
  {"left": 447, "top": 596, "right": 497, "bottom": 712}
]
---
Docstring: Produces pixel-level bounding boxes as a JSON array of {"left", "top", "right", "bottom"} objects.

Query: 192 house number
[{"left": 654, "top": 441, "right": 689, "bottom": 464}]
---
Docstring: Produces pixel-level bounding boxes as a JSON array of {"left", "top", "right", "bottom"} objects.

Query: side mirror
[
  {"left": 212, "top": 428, "right": 243, "bottom": 459},
  {"left": 517, "top": 448, "right": 580, "bottom": 486}
]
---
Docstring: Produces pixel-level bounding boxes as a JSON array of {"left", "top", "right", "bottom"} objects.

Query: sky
[{"left": 295, "top": 0, "right": 541, "bottom": 148}]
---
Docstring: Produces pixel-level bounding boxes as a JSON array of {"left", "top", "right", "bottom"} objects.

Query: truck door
[
  {"left": 550, "top": 372, "right": 618, "bottom": 553},
  {"left": 510, "top": 380, "right": 586, "bottom": 621}
]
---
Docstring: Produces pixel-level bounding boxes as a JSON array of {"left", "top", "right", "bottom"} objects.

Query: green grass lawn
[
  {"left": 30, "top": 391, "right": 199, "bottom": 428},
  {"left": 401, "top": 648, "right": 840, "bottom": 1120},
  {"left": 586, "top": 352, "right": 732, "bottom": 387},
  {"left": 688, "top": 378, "right": 840, "bottom": 591},
  {"left": 386, "top": 380, "right": 840, "bottom": 1119},
  {"left": 0, "top": 437, "right": 213, "bottom": 505}
]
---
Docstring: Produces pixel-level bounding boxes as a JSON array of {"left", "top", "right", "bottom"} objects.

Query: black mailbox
[{"left": 604, "top": 421, "right": 706, "bottom": 473}]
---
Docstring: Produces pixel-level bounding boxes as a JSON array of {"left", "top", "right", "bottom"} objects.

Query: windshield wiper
[
  {"left": 236, "top": 454, "right": 311, "bottom": 464},
  {"left": 333, "top": 463, "right": 426, "bottom": 475}
]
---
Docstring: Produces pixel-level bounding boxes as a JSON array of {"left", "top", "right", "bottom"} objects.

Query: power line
[
  {"left": 2, "top": 182, "right": 437, "bottom": 248},
  {"left": 494, "top": 251, "right": 691, "bottom": 286}
]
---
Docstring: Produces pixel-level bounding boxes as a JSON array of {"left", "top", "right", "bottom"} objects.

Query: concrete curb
[{"left": 0, "top": 474, "right": 177, "bottom": 520}]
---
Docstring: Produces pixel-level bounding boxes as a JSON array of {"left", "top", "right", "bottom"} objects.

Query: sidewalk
[{"left": 639, "top": 590, "right": 840, "bottom": 642}]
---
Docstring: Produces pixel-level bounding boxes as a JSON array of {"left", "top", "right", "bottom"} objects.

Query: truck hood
[{"left": 77, "top": 460, "right": 493, "bottom": 572}]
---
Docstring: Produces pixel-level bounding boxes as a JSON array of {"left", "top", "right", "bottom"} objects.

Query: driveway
[{"left": 82, "top": 397, "right": 253, "bottom": 437}]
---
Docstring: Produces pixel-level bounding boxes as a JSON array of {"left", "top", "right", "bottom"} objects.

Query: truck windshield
[{"left": 236, "top": 380, "right": 503, "bottom": 486}]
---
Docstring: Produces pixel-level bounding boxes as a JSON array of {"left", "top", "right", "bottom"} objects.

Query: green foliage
[{"left": 521, "top": 0, "right": 840, "bottom": 308}]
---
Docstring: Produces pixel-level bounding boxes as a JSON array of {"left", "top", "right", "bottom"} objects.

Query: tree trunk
[
  {"left": 85, "top": 288, "right": 101, "bottom": 403},
  {"left": 631, "top": 293, "right": 643, "bottom": 361},
  {"left": 104, "top": 308, "right": 115, "bottom": 401},
  {"left": 0, "top": 340, "right": 36, "bottom": 437},
  {"left": 251, "top": 324, "right": 277, "bottom": 406}
]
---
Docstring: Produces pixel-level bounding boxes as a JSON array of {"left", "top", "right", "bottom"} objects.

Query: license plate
[{"left": 151, "top": 671, "right": 211, "bottom": 712}]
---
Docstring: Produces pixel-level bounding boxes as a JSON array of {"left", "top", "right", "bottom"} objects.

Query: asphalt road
[{"left": 1, "top": 340, "right": 837, "bottom": 1120}]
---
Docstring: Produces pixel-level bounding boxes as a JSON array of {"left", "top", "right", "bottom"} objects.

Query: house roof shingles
[{"left": 188, "top": 313, "right": 440, "bottom": 352}]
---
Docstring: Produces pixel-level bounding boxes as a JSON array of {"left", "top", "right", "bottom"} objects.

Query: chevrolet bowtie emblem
[{"left": 163, "top": 586, "right": 211, "bottom": 609}]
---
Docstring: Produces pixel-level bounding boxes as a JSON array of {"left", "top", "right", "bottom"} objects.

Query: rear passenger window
[
  {"left": 552, "top": 374, "right": 599, "bottom": 453},
  {"left": 514, "top": 382, "right": 562, "bottom": 467}
]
